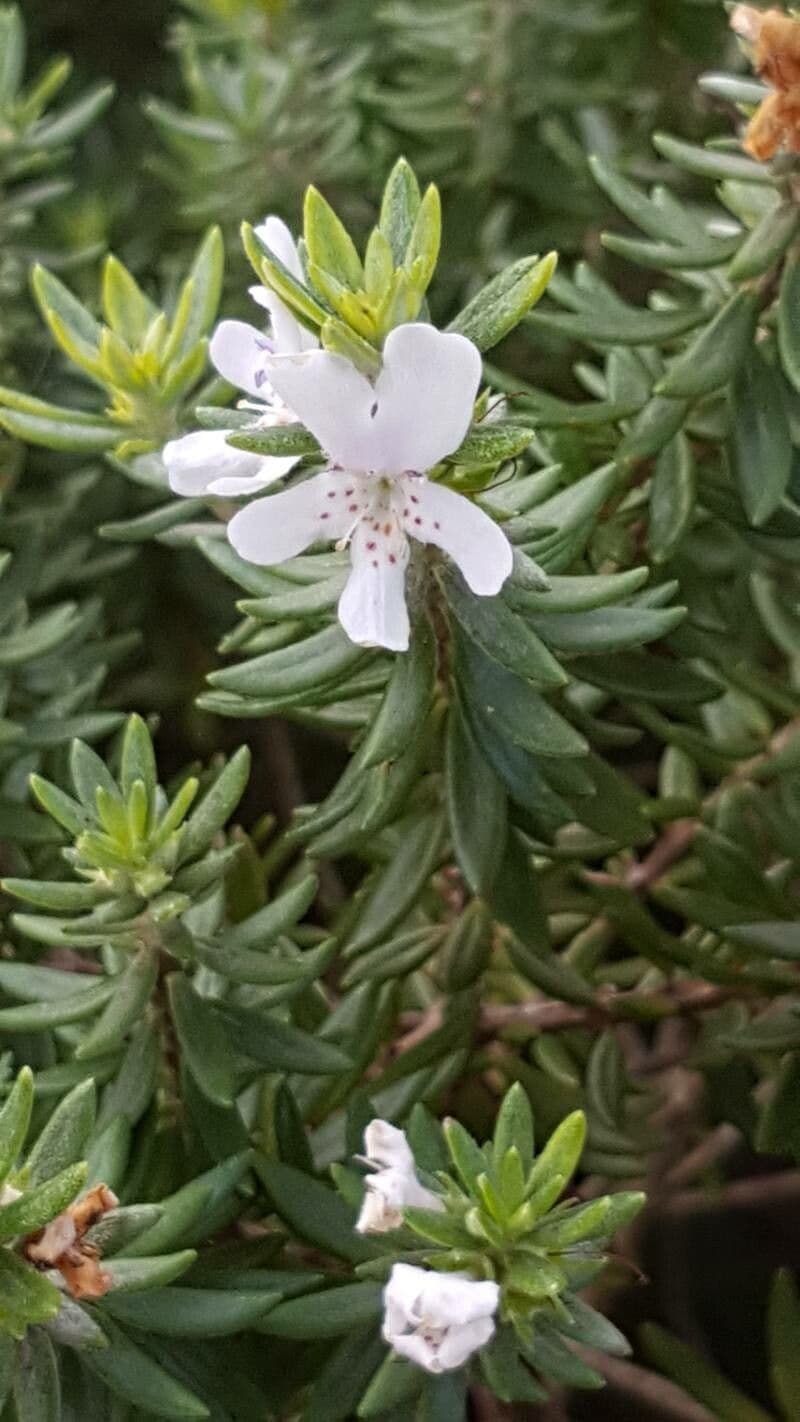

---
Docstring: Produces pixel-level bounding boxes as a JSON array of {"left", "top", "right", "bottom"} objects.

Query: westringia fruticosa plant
[{"left": 3, "top": 0, "right": 800, "bottom": 1417}]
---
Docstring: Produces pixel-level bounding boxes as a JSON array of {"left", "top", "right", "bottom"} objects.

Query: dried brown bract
[
  {"left": 23, "top": 1183, "right": 118, "bottom": 1301},
  {"left": 731, "top": 6, "right": 800, "bottom": 158}
]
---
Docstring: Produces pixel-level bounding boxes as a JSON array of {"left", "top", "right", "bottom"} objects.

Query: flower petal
[
  {"left": 383, "top": 1265, "right": 427, "bottom": 1330},
  {"left": 227, "top": 470, "right": 353, "bottom": 566},
  {"left": 403, "top": 477, "right": 513, "bottom": 596},
  {"left": 338, "top": 520, "right": 410, "bottom": 651},
  {"left": 389, "top": 1332, "right": 444, "bottom": 1374},
  {"left": 251, "top": 216, "right": 318, "bottom": 355},
  {"left": 255, "top": 215, "right": 303, "bottom": 280},
  {"left": 164, "top": 429, "right": 263, "bottom": 496},
  {"left": 420, "top": 1274, "right": 500, "bottom": 1327},
  {"left": 209, "top": 454, "right": 298, "bottom": 496},
  {"left": 265, "top": 349, "right": 380, "bottom": 470},
  {"left": 356, "top": 1180, "right": 404, "bottom": 1235},
  {"left": 266, "top": 324, "right": 481, "bottom": 476},
  {"left": 436, "top": 1315, "right": 495, "bottom": 1371},
  {"left": 370, "top": 323, "right": 482, "bottom": 474},
  {"left": 210, "top": 320, "right": 272, "bottom": 398},
  {"left": 364, "top": 1120, "right": 416, "bottom": 1172}
]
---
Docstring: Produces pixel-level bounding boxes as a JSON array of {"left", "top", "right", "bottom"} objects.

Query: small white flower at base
[
  {"left": 383, "top": 1263, "right": 500, "bottom": 1374},
  {"left": 0, "top": 1182, "right": 21, "bottom": 1208},
  {"left": 228, "top": 322, "right": 514, "bottom": 652},
  {"left": 164, "top": 216, "right": 316, "bottom": 499},
  {"left": 356, "top": 1119, "right": 444, "bottom": 1235}
]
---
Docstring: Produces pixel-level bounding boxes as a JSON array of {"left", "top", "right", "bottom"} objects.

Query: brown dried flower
[
  {"left": 731, "top": 6, "right": 800, "bottom": 159},
  {"left": 23, "top": 1183, "right": 118, "bottom": 1301}
]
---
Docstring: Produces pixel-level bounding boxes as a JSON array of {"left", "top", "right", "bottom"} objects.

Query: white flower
[
  {"left": 382, "top": 1263, "right": 500, "bottom": 1374},
  {"left": 227, "top": 321, "right": 514, "bottom": 652},
  {"left": 164, "top": 216, "right": 317, "bottom": 498},
  {"left": 0, "top": 1182, "right": 21, "bottom": 1208},
  {"left": 356, "top": 1119, "right": 443, "bottom": 1235}
]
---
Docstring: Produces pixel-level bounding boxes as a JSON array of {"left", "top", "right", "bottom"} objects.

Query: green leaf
[
  {"left": 120, "top": 1155, "right": 252, "bottom": 1257},
  {"left": 756, "top": 1054, "right": 800, "bottom": 1163},
  {"left": 520, "top": 1323, "right": 604, "bottom": 1389},
  {"left": 641, "top": 1323, "right": 772, "bottom": 1422},
  {"left": 27, "top": 81, "right": 115, "bottom": 148},
  {"left": 419, "top": 1371, "right": 467, "bottom": 1422},
  {"left": 70, "top": 738, "right": 120, "bottom": 808},
  {"left": 26, "top": 1079, "right": 96, "bottom": 1184},
  {"left": 405, "top": 183, "right": 441, "bottom": 291},
  {"left": 480, "top": 1328, "right": 547, "bottom": 1403},
  {"left": 120, "top": 714, "right": 157, "bottom": 799},
  {"left": 527, "top": 304, "right": 704, "bottom": 348},
  {"left": 0, "top": 1249, "right": 61, "bottom": 1340},
  {"left": 358, "top": 1353, "right": 421, "bottom": 1418},
  {"left": 729, "top": 350, "right": 792, "bottom": 527},
  {"left": 75, "top": 948, "right": 158, "bottom": 1060},
  {"left": 0, "top": 978, "right": 114, "bottom": 1035},
  {"left": 260, "top": 1282, "right": 383, "bottom": 1338},
  {"left": 442, "top": 1117, "right": 486, "bottom": 1193},
  {"left": 0, "top": 1335, "right": 11, "bottom": 1414},
  {"left": 168, "top": 976, "right": 237, "bottom": 1108},
  {"left": 360, "top": 618, "right": 436, "bottom": 766},
  {"left": 449, "top": 253, "right": 557, "bottom": 350},
  {"left": 653, "top": 132, "right": 775, "bottom": 184},
  {"left": 0, "top": 1162, "right": 87, "bottom": 1243},
  {"left": 255, "top": 1159, "right": 376, "bottom": 1263},
  {"left": 207, "top": 623, "right": 366, "bottom": 700},
  {"left": 527, "top": 1110, "right": 586, "bottom": 1195},
  {"left": 11, "top": 1328, "right": 60, "bottom": 1422},
  {"left": 0, "top": 1068, "right": 34, "bottom": 1185},
  {"left": 0, "top": 406, "right": 119, "bottom": 452},
  {"left": 102, "top": 255, "right": 158, "bottom": 346},
  {"left": 649, "top": 432, "right": 696, "bottom": 563},
  {"left": 101, "top": 1286, "right": 279, "bottom": 1337},
  {"left": 227, "top": 424, "right": 321, "bottom": 457},
  {"left": 305, "top": 186, "right": 363, "bottom": 290},
  {"left": 1, "top": 878, "right": 106, "bottom": 912},
  {"left": 447, "top": 577, "right": 566, "bottom": 690},
  {"left": 618, "top": 394, "right": 691, "bottom": 463},
  {"left": 81, "top": 1322, "right": 209, "bottom": 1419},
  {"left": 655, "top": 290, "right": 759, "bottom": 399},
  {"left": 571, "top": 650, "right": 716, "bottom": 704},
  {"left": 451, "top": 423, "right": 535, "bottom": 465},
  {"left": 215, "top": 1001, "right": 353, "bottom": 1075},
  {"left": 245, "top": 224, "right": 327, "bottom": 333},
  {"left": 343, "top": 810, "right": 445, "bottom": 957},
  {"left": 726, "top": 922, "right": 800, "bottom": 959},
  {"left": 535, "top": 599, "right": 686, "bottom": 654},
  {"left": 493, "top": 1084, "right": 534, "bottom": 1175},
  {"left": 769, "top": 1270, "right": 800, "bottom": 1421},
  {"left": 379, "top": 157, "right": 421, "bottom": 265},
  {"left": 458, "top": 633, "right": 585, "bottom": 757},
  {"left": 601, "top": 230, "right": 740, "bottom": 271},
  {"left": 195, "top": 931, "right": 334, "bottom": 989},
  {"left": 305, "top": 1327, "right": 387, "bottom": 1422},
  {"left": 171, "top": 226, "right": 224, "bottom": 361},
  {"left": 446, "top": 696, "right": 506, "bottom": 895},
  {"left": 729, "top": 200, "right": 800, "bottom": 281},
  {"left": 560, "top": 1294, "right": 631, "bottom": 1357},
  {"left": 223, "top": 873, "right": 318, "bottom": 950},
  {"left": 779, "top": 255, "right": 800, "bottom": 394}
]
